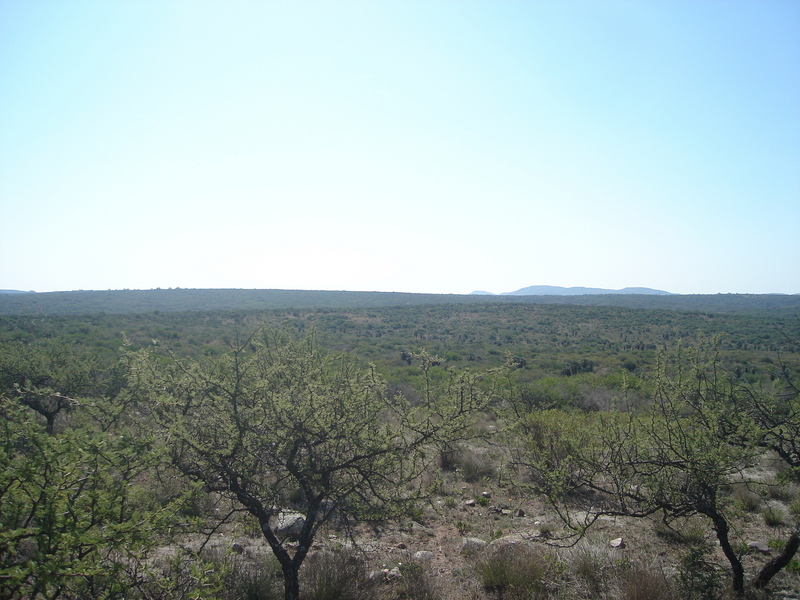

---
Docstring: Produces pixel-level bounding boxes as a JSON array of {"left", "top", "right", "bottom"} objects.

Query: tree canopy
[
  {"left": 136, "top": 329, "right": 499, "bottom": 600},
  {"left": 512, "top": 343, "right": 800, "bottom": 595}
]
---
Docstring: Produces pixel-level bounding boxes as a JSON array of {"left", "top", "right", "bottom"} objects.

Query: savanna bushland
[{"left": 2, "top": 291, "right": 799, "bottom": 600}]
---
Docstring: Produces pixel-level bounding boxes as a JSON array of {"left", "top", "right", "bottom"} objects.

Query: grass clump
[
  {"left": 730, "top": 484, "right": 762, "bottom": 513},
  {"left": 474, "top": 542, "right": 558, "bottom": 599},
  {"left": 392, "top": 561, "right": 443, "bottom": 600},
  {"left": 653, "top": 519, "right": 706, "bottom": 545},
  {"left": 766, "top": 482, "right": 796, "bottom": 502},
  {"left": 761, "top": 505, "right": 786, "bottom": 527},
  {"left": 439, "top": 444, "right": 497, "bottom": 483},
  {"left": 618, "top": 563, "right": 678, "bottom": 600},
  {"left": 301, "top": 549, "right": 371, "bottom": 600},
  {"left": 198, "top": 547, "right": 282, "bottom": 600},
  {"left": 566, "top": 541, "right": 613, "bottom": 596}
]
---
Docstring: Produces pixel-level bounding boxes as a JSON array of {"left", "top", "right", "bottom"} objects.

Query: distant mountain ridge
[
  {"left": 470, "top": 285, "right": 672, "bottom": 296},
  {"left": 498, "top": 285, "right": 673, "bottom": 296}
]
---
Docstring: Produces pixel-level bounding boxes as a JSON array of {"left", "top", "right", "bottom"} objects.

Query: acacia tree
[
  {"left": 0, "top": 349, "right": 162, "bottom": 600},
  {"left": 0, "top": 339, "right": 101, "bottom": 435},
  {"left": 512, "top": 345, "right": 799, "bottom": 596},
  {"left": 137, "top": 329, "right": 496, "bottom": 600},
  {"left": 733, "top": 358, "right": 800, "bottom": 480}
]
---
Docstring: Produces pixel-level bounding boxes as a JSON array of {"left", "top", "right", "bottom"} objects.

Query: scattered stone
[
  {"left": 516, "top": 508, "right": 526, "bottom": 517},
  {"left": 464, "top": 499, "right": 477, "bottom": 507},
  {"left": 501, "top": 509, "right": 513, "bottom": 516},
  {"left": 748, "top": 541, "right": 771, "bottom": 554},
  {"left": 484, "top": 535, "right": 538, "bottom": 562},
  {"left": 397, "top": 542, "right": 407, "bottom": 549},
  {"left": 487, "top": 534, "right": 535, "bottom": 552},
  {"left": 482, "top": 491, "right": 491, "bottom": 498},
  {"left": 231, "top": 543, "right": 244, "bottom": 554},
  {"left": 460, "top": 537, "right": 488, "bottom": 555},
  {"left": 413, "top": 550, "right": 435, "bottom": 561},
  {"left": 609, "top": 537, "right": 626, "bottom": 549},
  {"left": 370, "top": 567, "right": 402, "bottom": 582},
  {"left": 271, "top": 511, "right": 306, "bottom": 540}
]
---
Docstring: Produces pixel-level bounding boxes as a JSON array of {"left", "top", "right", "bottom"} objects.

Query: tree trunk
[
  {"left": 752, "top": 532, "right": 800, "bottom": 589},
  {"left": 708, "top": 509, "right": 745, "bottom": 595},
  {"left": 255, "top": 513, "right": 311, "bottom": 600},
  {"left": 281, "top": 562, "right": 300, "bottom": 600}
]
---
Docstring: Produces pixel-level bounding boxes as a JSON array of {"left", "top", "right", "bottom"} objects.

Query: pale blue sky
[{"left": 1, "top": 1, "right": 798, "bottom": 295}]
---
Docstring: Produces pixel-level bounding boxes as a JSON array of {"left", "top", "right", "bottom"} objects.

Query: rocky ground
[{"left": 174, "top": 453, "right": 800, "bottom": 600}]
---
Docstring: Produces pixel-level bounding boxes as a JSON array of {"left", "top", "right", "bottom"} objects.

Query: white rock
[
  {"left": 460, "top": 537, "right": 488, "bottom": 555},
  {"left": 271, "top": 511, "right": 305, "bottom": 539},
  {"left": 748, "top": 541, "right": 771, "bottom": 554},
  {"left": 487, "top": 535, "right": 535, "bottom": 552}
]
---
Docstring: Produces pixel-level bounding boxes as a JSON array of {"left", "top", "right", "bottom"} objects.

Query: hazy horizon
[
  {"left": 2, "top": 284, "right": 798, "bottom": 297},
  {"left": 2, "top": 2, "right": 798, "bottom": 296}
]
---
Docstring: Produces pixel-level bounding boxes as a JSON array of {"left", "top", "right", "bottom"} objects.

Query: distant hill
[
  {"left": 0, "top": 289, "right": 35, "bottom": 294},
  {"left": 1, "top": 288, "right": 799, "bottom": 316},
  {"left": 501, "top": 285, "right": 673, "bottom": 296}
]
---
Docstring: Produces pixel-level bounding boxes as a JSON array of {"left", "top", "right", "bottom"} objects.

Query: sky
[{"left": 1, "top": 1, "right": 799, "bottom": 296}]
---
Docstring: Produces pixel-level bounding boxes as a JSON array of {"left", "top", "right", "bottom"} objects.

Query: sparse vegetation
[
  {"left": 300, "top": 550, "right": 371, "bottom": 600},
  {"left": 2, "top": 295, "right": 799, "bottom": 599},
  {"left": 474, "top": 542, "right": 558, "bottom": 599},
  {"left": 762, "top": 506, "right": 787, "bottom": 527}
]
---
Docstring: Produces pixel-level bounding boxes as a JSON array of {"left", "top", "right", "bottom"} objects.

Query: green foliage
[
  {"left": 511, "top": 343, "right": 798, "bottom": 594},
  {"left": 137, "top": 328, "right": 499, "bottom": 600},
  {"left": 3, "top": 288, "right": 800, "bottom": 316},
  {"left": 1, "top": 296, "right": 799, "bottom": 598},
  {"left": 0, "top": 391, "right": 162, "bottom": 599},
  {"left": 677, "top": 544, "right": 722, "bottom": 600},
  {"left": 127, "top": 547, "right": 232, "bottom": 600},
  {"left": 0, "top": 337, "right": 99, "bottom": 395}
]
